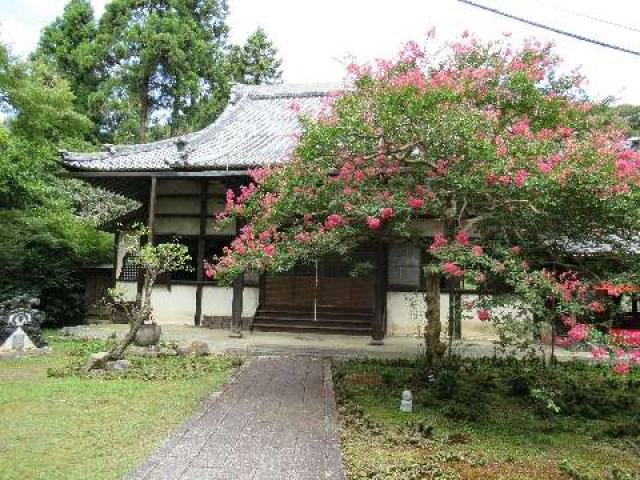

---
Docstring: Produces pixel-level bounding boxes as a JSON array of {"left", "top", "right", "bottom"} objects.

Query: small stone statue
[
  {"left": 400, "top": 390, "right": 413, "bottom": 413},
  {"left": 0, "top": 295, "right": 47, "bottom": 352}
]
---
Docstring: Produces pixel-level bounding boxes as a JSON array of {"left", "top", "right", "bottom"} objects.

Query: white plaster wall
[
  {"left": 386, "top": 291, "right": 498, "bottom": 340},
  {"left": 202, "top": 286, "right": 259, "bottom": 318},
  {"left": 115, "top": 281, "right": 138, "bottom": 301},
  {"left": 150, "top": 285, "right": 196, "bottom": 325},
  {"left": 113, "top": 283, "right": 259, "bottom": 325}
]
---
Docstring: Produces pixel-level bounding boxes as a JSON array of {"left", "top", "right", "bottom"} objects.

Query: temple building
[{"left": 61, "top": 83, "right": 495, "bottom": 341}]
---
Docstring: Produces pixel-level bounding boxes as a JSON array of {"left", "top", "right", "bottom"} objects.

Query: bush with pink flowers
[{"left": 210, "top": 31, "right": 640, "bottom": 368}]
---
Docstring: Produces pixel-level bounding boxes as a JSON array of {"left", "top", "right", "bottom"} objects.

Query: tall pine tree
[
  {"left": 230, "top": 27, "right": 282, "bottom": 85},
  {"left": 35, "top": 0, "right": 101, "bottom": 130},
  {"left": 95, "top": 0, "right": 230, "bottom": 142}
]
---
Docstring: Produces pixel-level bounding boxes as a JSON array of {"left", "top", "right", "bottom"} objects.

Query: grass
[
  {"left": 0, "top": 333, "right": 237, "bottom": 480},
  {"left": 334, "top": 358, "right": 640, "bottom": 480}
]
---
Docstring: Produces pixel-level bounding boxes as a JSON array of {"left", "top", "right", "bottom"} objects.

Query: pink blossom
[
  {"left": 567, "top": 323, "right": 590, "bottom": 342},
  {"left": 511, "top": 245, "right": 521, "bottom": 254},
  {"left": 408, "top": 197, "right": 424, "bottom": 209},
  {"left": 559, "top": 127, "right": 574, "bottom": 138},
  {"left": 537, "top": 161, "right": 552, "bottom": 173},
  {"left": 324, "top": 214, "right": 344, "bottom": 229},
  {"left": 613, "top": 362, "right": 630, "bottom": 375},
  {"left": 587, "top": 301, "right": 605, "bottom": 313},
  {"left": 511, "top": 117, "right": 533, "bottom": 139},
  {"left": 354, "top": 170, "right": 365, "bottom": 182},
  {"left": 561, "top": 314, "right": 575, "bottom": 327},
  {"left": 380, "top": 207, "right": 394, "bottom": 220},
  {"left": 295, "top": 232, "right": 311, "bottom": 242},
  {"left": 629, "top": 349, "right": 640, "bottom": 364},
  {"left": 514, "top": 169, "right": 529, "bottom": 188},
  {"left": 486, "top": 172, "right": 499, "bottom": 185},
  {"left": 477, "top": 308, "right": 490, "bottom": 322},
  {"left": 442, "top": 261, "right": 464, "bottom": 278},
  {"left": 454, "top": 230, "right": 469, "bottom": 246},
  {"left": 204, "top": 264, "right": 216, "bottom": 279},
  {"left": 591, "top": 346, "right": 609, "bottom": 360},
  {"left": 471, "top": 245, "right": 484, "bottom": 257},
  {"left": 429, "top": 234, "right": 447, "bottom": 251},
  {"left": 367, "top": 217, "right": 381, "bottom": 230},
  {"left": 399, "top": 40, "right": 424, "bottom": 63},
  {"left": 262, "top": 244, "right": 275, "bottom": 256}
]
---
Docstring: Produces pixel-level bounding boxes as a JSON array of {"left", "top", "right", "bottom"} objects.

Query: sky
[{"left": 0, "top": 0, "right": 639, "bottom": 104}]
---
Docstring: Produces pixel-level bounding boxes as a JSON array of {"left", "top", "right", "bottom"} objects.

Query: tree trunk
[
  {"left": 138, "top": 78, "right": 149, "bottom": 143},
  {"left": 170, "top": 99, "right": 180, "bottom": 137},
  {"left": 424, "top": 272, "right": 447, "bottom": 369},
  {"left": 107, "top": 273, "right": 154, "bottom": 360}
]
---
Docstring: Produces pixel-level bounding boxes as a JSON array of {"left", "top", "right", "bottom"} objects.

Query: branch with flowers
[{"left": 209, "top": 31, "right": 640, "bottom": 370}]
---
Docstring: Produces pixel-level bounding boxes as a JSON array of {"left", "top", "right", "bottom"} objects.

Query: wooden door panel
[
  {"left": 350, "top": 278, "right": 375, "bottom": 310},
  {"left": 293, "top": 277, "right": 315, "bottom": 308}
]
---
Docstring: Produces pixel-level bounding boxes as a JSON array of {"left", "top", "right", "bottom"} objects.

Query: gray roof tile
[{"left": 61, "top": 83, "right": 340, "bottom": 172}]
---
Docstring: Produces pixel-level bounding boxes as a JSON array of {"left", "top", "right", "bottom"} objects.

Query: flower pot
[{"left": 135, "top": 324, "right": 162, "bottom": 346}]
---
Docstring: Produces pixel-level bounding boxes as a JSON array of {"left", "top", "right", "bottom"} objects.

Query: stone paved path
[{"left": 125, "top": 357, "right": 345, "bottom": 480}]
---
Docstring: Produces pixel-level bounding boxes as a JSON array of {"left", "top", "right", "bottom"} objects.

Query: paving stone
[{"left": 124, "top": 357, "right": 345, "bottom": 480}]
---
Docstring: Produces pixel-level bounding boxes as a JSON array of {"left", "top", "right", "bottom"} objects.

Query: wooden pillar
[
  {"left": 230, "top": 275, "right": 244, "bottom": 337},
  {"left": 371, "top": 241, "right": 388, "bottom": 344},
  {"left": 194, "top": 180, "right": 208, "bottom": 326},
  {"left": 147, "top": 176, "right": 157, "bottom": 244},
  {"left": 230, "top": 219, "right": 245, "bottom": 338},
  {"left": 138, "top": 177, "right": 157, "bottom": 298},
  {"left": 112, "top": 230, "right": 120, "bottom": 284}
]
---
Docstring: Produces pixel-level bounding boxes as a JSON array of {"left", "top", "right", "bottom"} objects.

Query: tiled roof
[{"left": 60, "top": 83, "right": 340, "bottom": 172}]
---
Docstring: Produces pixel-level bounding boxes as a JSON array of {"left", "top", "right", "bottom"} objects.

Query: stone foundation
[{"left": 201, "top": 315, "right": 253, "bottom": 330}]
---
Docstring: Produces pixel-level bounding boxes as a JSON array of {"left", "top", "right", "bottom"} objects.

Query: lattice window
[{"left": 119, "top": 253, "right": 140, "bottom": 281}]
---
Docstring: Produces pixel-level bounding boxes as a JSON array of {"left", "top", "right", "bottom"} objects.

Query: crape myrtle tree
[{"left": 209, "top": 33, "right": 640, "bottom": 369}]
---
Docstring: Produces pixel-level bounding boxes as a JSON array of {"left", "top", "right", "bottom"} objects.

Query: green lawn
[
  {"left": 334, "top": 358, "right": 640, "bottom": 480},
  {"left": 0, "top": 334, "right": 236, "bottom": 480}
]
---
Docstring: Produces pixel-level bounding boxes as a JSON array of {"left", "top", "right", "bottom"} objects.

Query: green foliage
[
  {"left": 230, "top": 27, "right": 283, "bottom": 85},
  {"left": 335, "top": 358, "right": 640, "bottom": 479},
  {"left": 37, "top": 1, "right": 284, "bottom": 143},
  {"left": 35, "top": 0, "right": 101, "bottom": 125},
  {"left": 48, "top": 337, "right": 238, "bottom": 381},
  {"left": 93, "top": 0, "right": 231, "bottom": 141},
  {"left": 0, "top": 209, "right": 111, "bottom": 326},
  {"left": 613, "top": 104, "right": 640, "bottom": 137},
  {"left": 0, "top": 334, "right": 235, "bottom": 480},
  {"left": 0, "top": 41, "right": 112, "bottom": 326},
  {"left": 133, "top": 241, "right": 193, "bottom": 278}
]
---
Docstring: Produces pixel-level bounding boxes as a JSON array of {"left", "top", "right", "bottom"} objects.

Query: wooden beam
[{"left": 194, "top": 180, "right": 208, "bottom": 326}]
